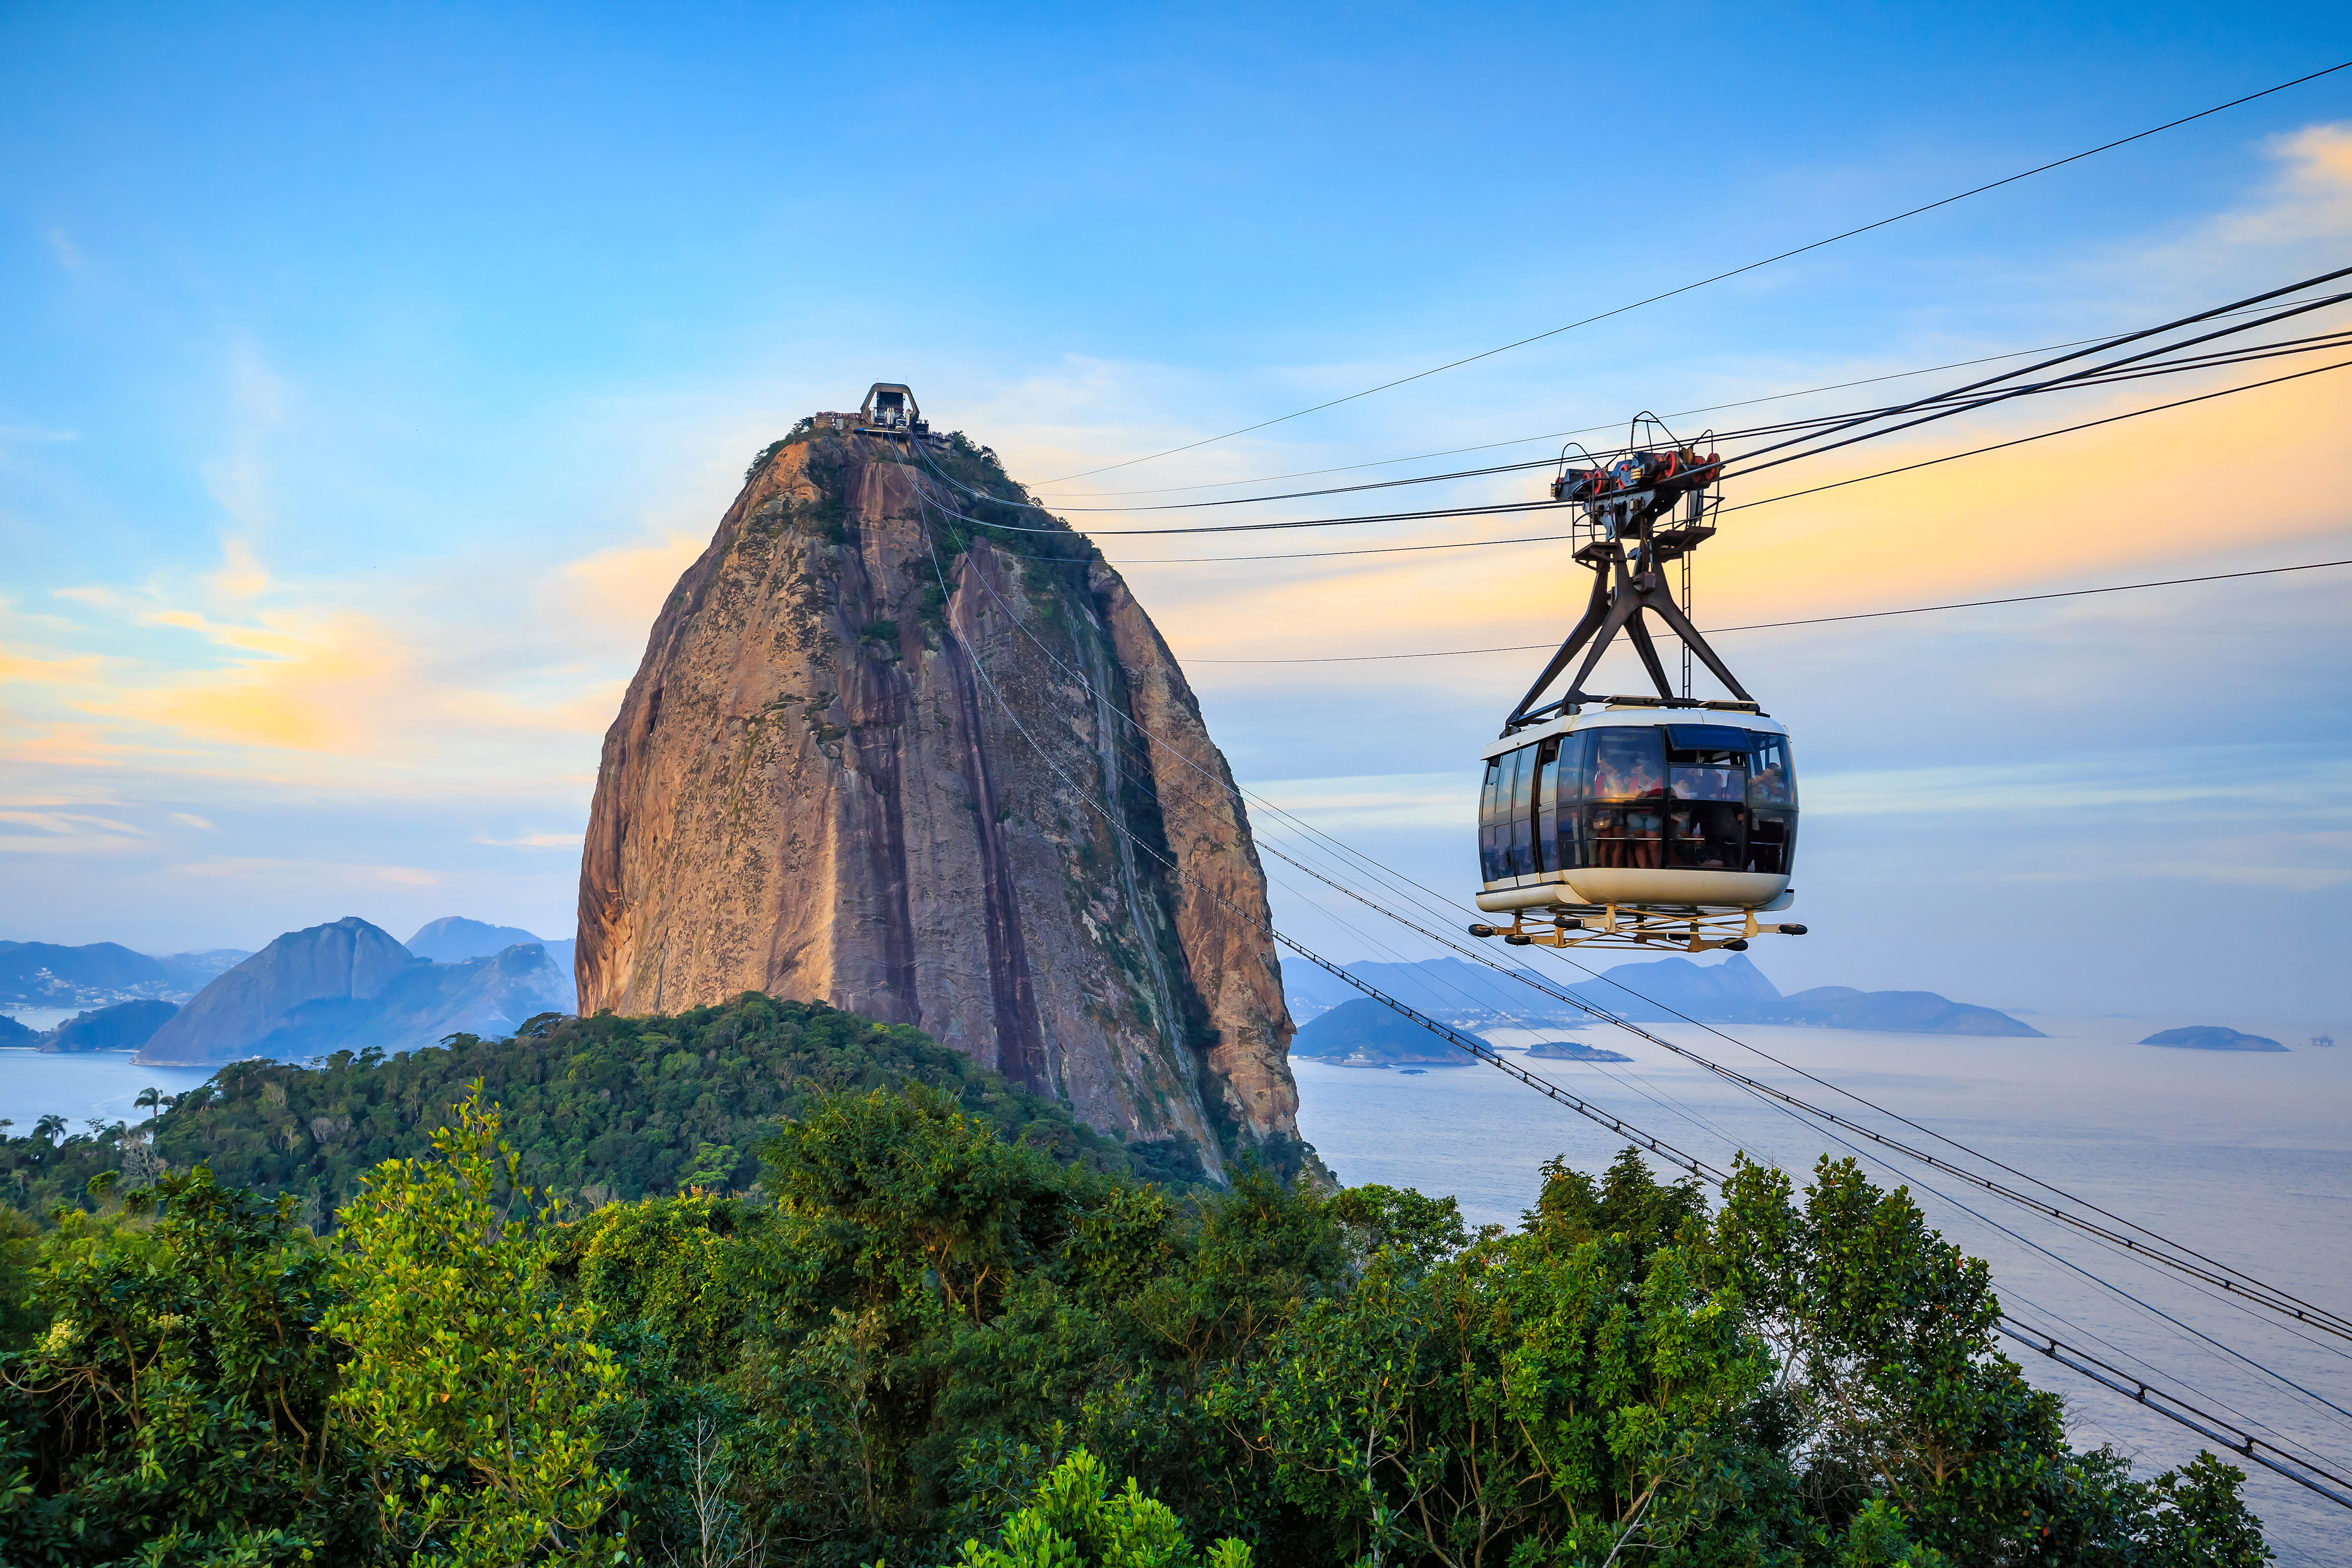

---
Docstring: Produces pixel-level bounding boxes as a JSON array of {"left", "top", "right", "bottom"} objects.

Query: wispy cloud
[
  {"left": 551, "top": 528, "right": 707, "bottom": 640},
  {"left": 199, "top": 341, "right": 291, "bottom": 539},
  {"left": 0, "top": 809, "right": 151, "bottom": 854},
  {"left": 0, "top": 424, "right": 78, "bottom": 459},
  {"left": 1248, "top": 771, "right": 1474, "bottom": 832},
  {"left": 1805, "top": 750, "right": 2352, "bottom": 818},
  {"left": 2212, "top": 122, "right": 2352, "bottom": 248},
  {"left": 172, "top": 857, "right": 442, "bottom": 888}
]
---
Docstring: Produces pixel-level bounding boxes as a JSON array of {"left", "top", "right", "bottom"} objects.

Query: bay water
[{"left": 0, "top": 1048, "right": 215, "bottom": 1133}]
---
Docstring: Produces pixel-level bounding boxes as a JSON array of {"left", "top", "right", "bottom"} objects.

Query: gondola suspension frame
[{"left": 1471, "top": 417, "right": 1811, "bottom": 951}]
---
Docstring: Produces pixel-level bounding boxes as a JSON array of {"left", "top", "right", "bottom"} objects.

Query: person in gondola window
[
  {"left": 1749, "top": 739, "right": 1793, "bottom": 806},
  {"left": 1589, "top": 730, "right": 1666, "bottom": 868}
]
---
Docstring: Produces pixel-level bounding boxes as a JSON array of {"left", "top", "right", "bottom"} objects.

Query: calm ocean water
[
  {"left": 1295, "top": 1019, "right": 2351, "bottom": 1564},
  {"left": 0, "top": 1050, "right": 215, "bottom": 1134},
  {"left": 2, "top": 1022, "right": 2343, "bottom": 1555}
]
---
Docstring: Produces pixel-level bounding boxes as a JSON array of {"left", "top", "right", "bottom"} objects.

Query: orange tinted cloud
[
  {"left": 555, "top": 529, "right": 706, "bottom": 637},
  {"left": 105, "top": 605, "right": 409, "bottom": 754}
]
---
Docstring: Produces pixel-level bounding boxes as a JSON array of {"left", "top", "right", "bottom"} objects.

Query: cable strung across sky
[
  {"left": 1029, "top": 322, "right": 2352, "bottom": 517},
  {"left": 904, "top": 437, "right": 2352, "bottom": 1354},
  {"left": 991, "top": 284, "right": 2352, "bottom": 517},
  {"left": 1033, "top": 298, "right": 2346, "bottom": 502},
  {"left": 1175, "top": 558, "right": 2352, "bottom": 662},
  {"left": 920, "top": 350, "right": 2352, "bottom": 539},
  {"left": 920, "top": 272, "right": 2352, "bottom": 542},
  {"left": 1039, "top": 60, "right": 2351, "bottom": 485}
]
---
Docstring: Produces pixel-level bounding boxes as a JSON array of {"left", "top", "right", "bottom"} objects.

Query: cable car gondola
[{"left": 1469, "top": 417, "right": 1808, "bottom": 954}]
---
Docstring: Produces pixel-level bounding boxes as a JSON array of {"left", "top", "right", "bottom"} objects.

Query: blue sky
[{"left": 4, "top": 4, "right": 2350, "bottom": 1033}]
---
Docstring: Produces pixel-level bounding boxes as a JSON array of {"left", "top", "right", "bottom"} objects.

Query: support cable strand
[
  {"left": 1262, "top": 838, "right": 2352, "bottom": 1344},
  {"left": 927, "top": 348, "right": 2352, "bottom": 538},
  {"left": 1030, "top": 298, "right": 2336, "bottom": 501},
  {"left": 1997, "top": 1321, "right": 2352, "bottom": 1508},
  {"left": 1175, "top": 557, "right": 2352, "bottom": 655}
]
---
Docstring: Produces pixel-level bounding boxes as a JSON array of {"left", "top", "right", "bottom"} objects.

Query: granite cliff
[{"left": 577, "top": 421, "right": 1299, "bottom": 1177}]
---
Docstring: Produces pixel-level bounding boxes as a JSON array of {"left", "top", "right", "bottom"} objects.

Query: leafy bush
[
  {"left": 0, "top": 1089, "right": 618, "bottom": 1565},
  {"left": 943, "top": 1448, "right": 1253, "bottom": 1568}
]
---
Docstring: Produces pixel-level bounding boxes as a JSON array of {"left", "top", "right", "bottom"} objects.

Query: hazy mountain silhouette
[
  {"left": 1283, "top": 953, "right": 2040, "bottom": 1037},
  {"left": 137, "top": 917, "right": 572, "bottom": 1066},
  {"left": 0, "top": 941, "right": 250, "bottom": 1007},
  {"left": 1292, "top": 998, "right": 1483, "bottom": 1065},
  {"left": 41, "top": 999, "right": 180, "bottom": 1053},
  {"left": 406, "top": 916, "right": 543, "bottom": 961}
]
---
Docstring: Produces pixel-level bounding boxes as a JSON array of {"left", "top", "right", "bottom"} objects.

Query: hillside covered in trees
[
  {"left": 0, "top": 995, "right": 1218, "bottom": 1225},
  {"left": 0, "top": 997, "right": 2275, "bottom": 1564}
]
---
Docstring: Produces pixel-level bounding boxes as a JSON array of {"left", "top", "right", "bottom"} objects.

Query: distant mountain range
[
  {"left": 1282, "top": 953, "right": 2040, "bottom": 1038},
  {"left": 0, "top": 942, "right": 249, "bottom": 1008},
  {"left": 405, "top": 916, "right": 576, "bottom": 980},
  {"left": 1292, "top": 997, "right": 1638, "bottom": 1069},
  {"left": 135, "top": 916, "right": 577, "bottom": 1066},
  {"left": 43, "top": 999, "right": 181, "bottom": 1053},
  {"left": 1526, "top": 1038, "right": 1633, "bottom": 1062}
]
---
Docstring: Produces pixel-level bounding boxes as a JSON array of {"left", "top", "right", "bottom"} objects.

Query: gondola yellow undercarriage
[{"left": 1469, "top": 902, "right": 1807, "bottom": 954}]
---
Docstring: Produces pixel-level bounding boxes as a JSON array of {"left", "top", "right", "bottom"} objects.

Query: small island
[
  {"left": 1526, "top": 1039, "right": 1633, "bottom": 1063},
  {"left": 2140, "top": 1025, "right": 2287, "bottom": 1053}
]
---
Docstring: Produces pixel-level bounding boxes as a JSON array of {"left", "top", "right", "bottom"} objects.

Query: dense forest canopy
[
  {"left": 0, "top": 995, "right": 1220, "bottom": 1227},
  {"left": 0, "top": 996, "right": 2274, "bottom": 1564}
]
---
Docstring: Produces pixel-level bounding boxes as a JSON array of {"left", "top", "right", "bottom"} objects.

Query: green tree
[
  {"left": 1706, "top": 1153, "right": 2271, "bottom": 1565},
  {"left": 328, "top": 1084, "right": 626, "bottom": 1565},
  {"left": 944, "top": 1447, "right": 1254, "bottom": 1568},
  {"left": 1225, "top": 1154, "right": 1786, "bottom": 1567},
  {"left": 0, "top": 1168, "right": 356, "bottom": 1564},
  {"left": 5, "top": 995, "right": 1229, "bottom": 1229}
]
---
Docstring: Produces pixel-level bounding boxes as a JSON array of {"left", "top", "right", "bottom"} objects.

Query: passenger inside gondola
[
  {"left": 1748, "top": 734, "right": 1794, "bottom": 806},
  {"left": 1663, "top": 727, "right": 1750, "bottom": 871},
  {"left": 1588, "top": 729, "right": 1666, "bottom": 869}
]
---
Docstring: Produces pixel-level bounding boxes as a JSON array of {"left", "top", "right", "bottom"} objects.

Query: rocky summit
[{"left": 577, "top": 420, "right": 1299, "bottom": 1177}]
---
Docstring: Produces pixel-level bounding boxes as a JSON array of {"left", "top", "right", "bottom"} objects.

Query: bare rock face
[{"left": 577, "top": 425, "right": 1299, "bottom": 1175}]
